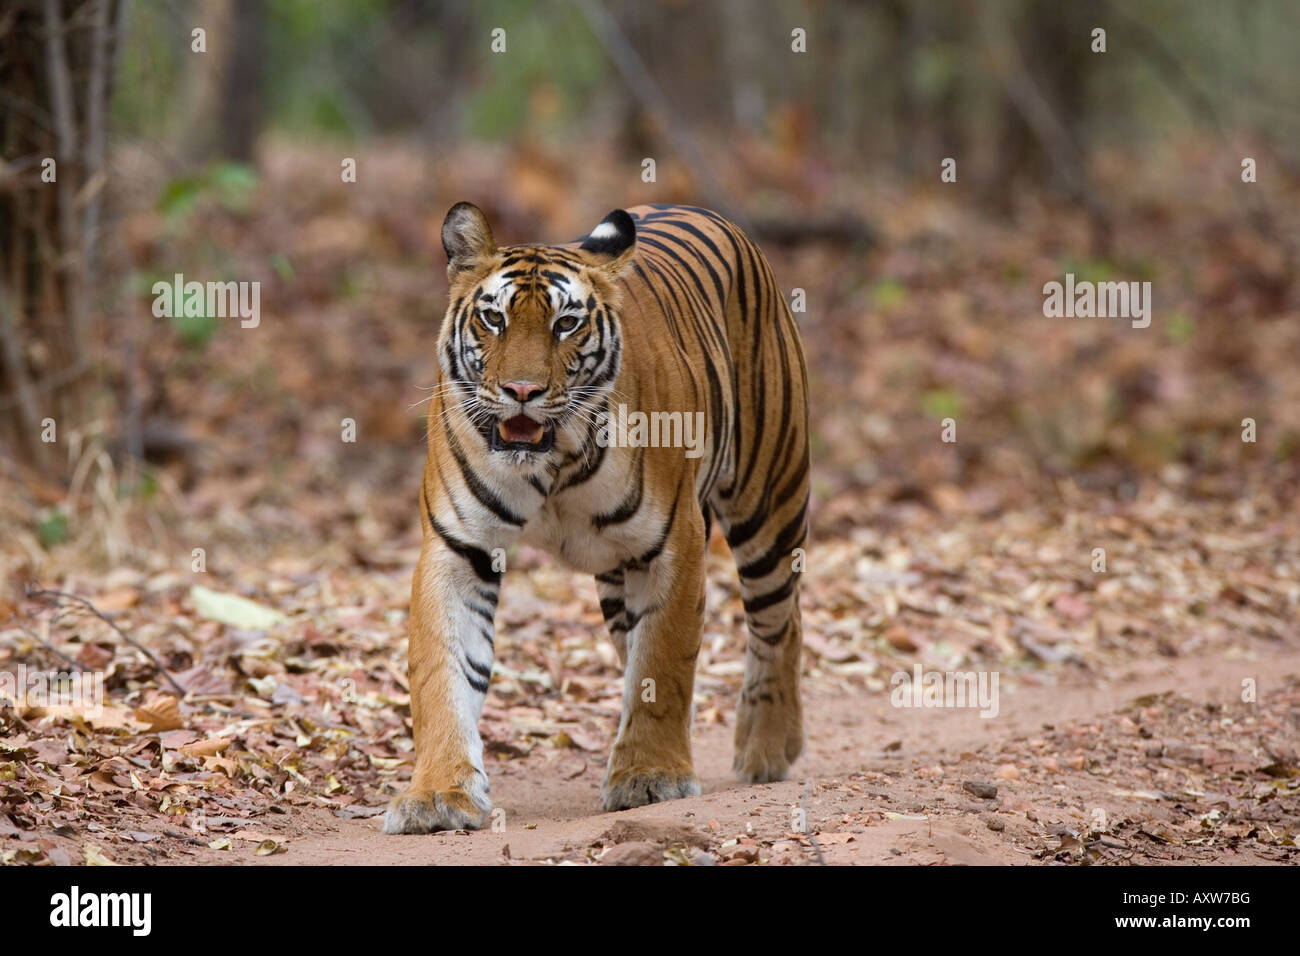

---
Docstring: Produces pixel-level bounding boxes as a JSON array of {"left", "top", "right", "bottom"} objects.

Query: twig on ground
[
  {"left": 801, "top": 777, "right": 826, "bottom": 866},
  {"left": 25, "top": 586, "right": 187, "bottom": 697},
  {"left": 5, "top": 614, "right": 87, "bottom": 672}
]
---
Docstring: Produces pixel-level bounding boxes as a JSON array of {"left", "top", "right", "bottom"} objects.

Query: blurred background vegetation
[
  {"left": 2, "top": 0, "right": 1299, "bottom": 568},
  {"left": 107, "top": 1, "right": 1300, "bottom": 174}
]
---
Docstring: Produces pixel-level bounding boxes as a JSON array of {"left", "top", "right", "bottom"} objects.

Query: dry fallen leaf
[
  {"left": 182, "top": 737, "right": 232, "bottom": 757},
  {"left": 134, "top": 693, "right": 184, "bottom": 732},
  {"left": 84, "top": 845, "right": 120, "bottom": 866}
]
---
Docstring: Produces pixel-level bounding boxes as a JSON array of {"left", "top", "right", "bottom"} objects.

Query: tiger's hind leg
[{"left": 714, "top": 487, "right": 809, "bottom": 784}]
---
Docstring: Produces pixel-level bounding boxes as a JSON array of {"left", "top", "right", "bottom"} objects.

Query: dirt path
[
  {"left": 5, "top": 503, "right": 1297, "bottom": 867},
  {"left": 171, "top": 645, "right": 1299, "bottom": 866}
]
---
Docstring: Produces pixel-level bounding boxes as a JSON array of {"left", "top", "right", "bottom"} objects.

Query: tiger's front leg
[
  {"left": 601, "top": 501, "right": 706, "bottom": 811},
  {"left": 383, "top": 539, "right": 499, "bottom": 834}
]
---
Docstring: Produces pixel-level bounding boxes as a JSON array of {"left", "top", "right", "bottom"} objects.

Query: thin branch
[
  {"left": 26, "top": 586, "right": 187, "bottom": 697},
  {"left": 569, "top": 0, "right": 752, "bottom": 233},
  {"left": 1098, "top": 0, "right": 1226, "bottom": 137},
  {"left": 0, "top": 280, "right": 43, "bottom": 459},
  {"left": 42, "top": 0, "right": 79, "bottom": 160},
  {"left": 82, "top": 0, "right": 113, "bottom": 286},
  {"left": 800, "top": 777, "right": 827, "bottom": 866},
  {"left": 42, "top": 0, "right": 88, "bottom": 359},
  {"left": 6, "top": 614, "right": 87, "bottom": 672},
  {"left": 0, "top": 355, "right": 89, "bottom": 411},
  {"left": 977, "top": 8, "right": 1087, "bottom": 198}
]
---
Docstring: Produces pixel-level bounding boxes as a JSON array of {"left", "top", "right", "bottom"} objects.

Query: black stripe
[
  {"left": 593, "top": 452, "right": 644, "bottom": 529},
  {"left": 743, "top": 574, "right": 797, "bottom": 616},
  {"left": 738, "top": 500, "right": 808, "bottom": 580},
  {"left": 460, "top": 660, "right": 491, "bottom": 694},
  {"left": 637, "top": 495, "right": 680, "bottom": 565},
  {"left": 467, "top": 600, "right": 496, "bottom": 623},
  {"left": 464, "top": 654, "right": 494, "bottom": 681},
  {"left": 429, "top": 511, "right": 502, "bottom": 584},
  {"left": 447, "top": 426, "right": 527, "bottom": 526}
]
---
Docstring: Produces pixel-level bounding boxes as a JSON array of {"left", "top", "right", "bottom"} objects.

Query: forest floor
[
  {"left": 2, "top": 136, "right": 1298, "bottom": 865},
  {"left": 2, "top": 496, "right": 1297, "bottom": 867}
]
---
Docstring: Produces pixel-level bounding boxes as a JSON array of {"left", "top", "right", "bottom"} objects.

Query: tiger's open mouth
[{"left": 490, "top": 414, "right": 556, "bottom": 453}]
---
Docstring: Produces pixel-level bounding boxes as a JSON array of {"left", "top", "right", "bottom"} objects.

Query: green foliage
[
  {"left": 1165, "top": 309, "right": 1195, "bottom": 345},
  {"left": 871, "top": 277, "right": 908, "bottom": 311},
  {"left": 37, "top": 511, "right": 69, "bottom": 550},
  {"left": 921, "top": 388, "right": 961, "bottom": 420},
  {"left": 1059, "top": 256, "right": 1116, "bottom": 284},
  {"left": 135, "top": 471, "right": 160, "bottom": 501},
  {"left": 270, "top": 254, "right": 296, "bottom": 282},
  {"left": 465, "top": 1, "right": 606, "bottom": 139},
  {"left": 137, "top": 270, "right": 219, "bottom": 350},
  {"left": 158, "top": 163, "right": 258, "bottom": 220},
  {"left": 111, "top": 6, "right": 182, "bottom": 135},
  {"left": 912, "top": 42, "right": 960, "bottom": 100},
  {"left": 168, "top": 310, "right": 219, "bottom": 350}
]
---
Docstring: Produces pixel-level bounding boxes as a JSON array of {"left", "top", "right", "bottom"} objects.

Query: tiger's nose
[{"left": 501, "top": 381, "right": 546, "bottom": 403}]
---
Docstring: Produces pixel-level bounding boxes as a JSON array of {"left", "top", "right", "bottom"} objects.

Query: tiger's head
[{"left": 436, "top": 202, "right": 636, "bottom": 463}]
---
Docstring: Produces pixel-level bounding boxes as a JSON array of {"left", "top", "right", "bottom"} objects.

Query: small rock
[
  {"left": 985, "top": 816, "right": 1005, "bottom": 832},
  {"left": 600, "top": 841, "right": 664, "bottom": 866},
  {"left": 995, "top": 763, "right": 1020, "bottom": 781},
  {"left": 270, "top": 682, "right": 304, "bottom": 706},
  {"left": 601, "top": 819, "right": 709, "bottom": 849},
  {"left": 883, "top": 626, "right": 918, "bottom": 652},
  {"left": 692, "top": 851, "right": 716, "bottom": 866},
  {"left": 962, "top": 780, "right": 998, "bottom": 800},
  {"left": 720, "top": 844, "right": 759, "bottom": 863}
]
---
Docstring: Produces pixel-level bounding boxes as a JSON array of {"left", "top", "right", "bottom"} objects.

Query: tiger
[{"left": 384, "top": 201, "right": 810, "bottom": 834}]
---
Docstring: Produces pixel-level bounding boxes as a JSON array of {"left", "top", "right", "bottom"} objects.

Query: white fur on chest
[{"left": 518, "top": 450, "right": 665, "bottom": 573}]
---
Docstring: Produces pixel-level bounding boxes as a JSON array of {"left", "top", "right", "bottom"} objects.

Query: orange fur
[{"left": 385, "top": 204, "right": 808, "bottom": 834}]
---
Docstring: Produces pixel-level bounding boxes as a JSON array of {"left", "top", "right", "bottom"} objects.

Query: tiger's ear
[
  {"left": 580, "top": 209, "right": 636, "bottom": 278},
  {"left": 442, "top": 202, "right": 496, "bottom": 278}
]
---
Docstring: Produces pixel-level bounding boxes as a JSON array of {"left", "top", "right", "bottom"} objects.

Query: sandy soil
[{"left": 113, "top": 644, "right": 1300, "bottom": 866}]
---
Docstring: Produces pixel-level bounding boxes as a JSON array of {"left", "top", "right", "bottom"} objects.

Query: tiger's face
[{"left": 437, "top": 202, "right": 637, "bottom": 462}]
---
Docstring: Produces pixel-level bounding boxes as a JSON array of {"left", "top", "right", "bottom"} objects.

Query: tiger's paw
[
  {"left": 601, "top": 767, "right": 701, "bottom": 812},
  {"left": 382, "top": 786, "right": 490, "bottom": 834},
  {"left": 733, "top": 705, "right": 804, "bottom": 784}
]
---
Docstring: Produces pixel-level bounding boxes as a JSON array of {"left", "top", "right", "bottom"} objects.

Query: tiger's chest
[{"left": 517, "top": 448, "right": 668, "bottom": 574}]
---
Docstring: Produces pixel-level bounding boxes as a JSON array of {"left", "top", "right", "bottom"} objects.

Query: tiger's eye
[{"left": 554, "top": 314, "right": 582, "bottom": 335}]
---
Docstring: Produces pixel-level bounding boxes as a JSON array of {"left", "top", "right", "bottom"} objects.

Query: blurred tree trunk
[
  {"left": 983, "top": 1, "right": 1093, "bottom": 205},
  {"left": 181, "top": 0, "right": 264, "bottom": 163},
  {"left": 220, "top": 0, "right": 264, "bottom": 163},
  {"left": 0, "top": 0, "right": 127, "bottom": 472}
]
